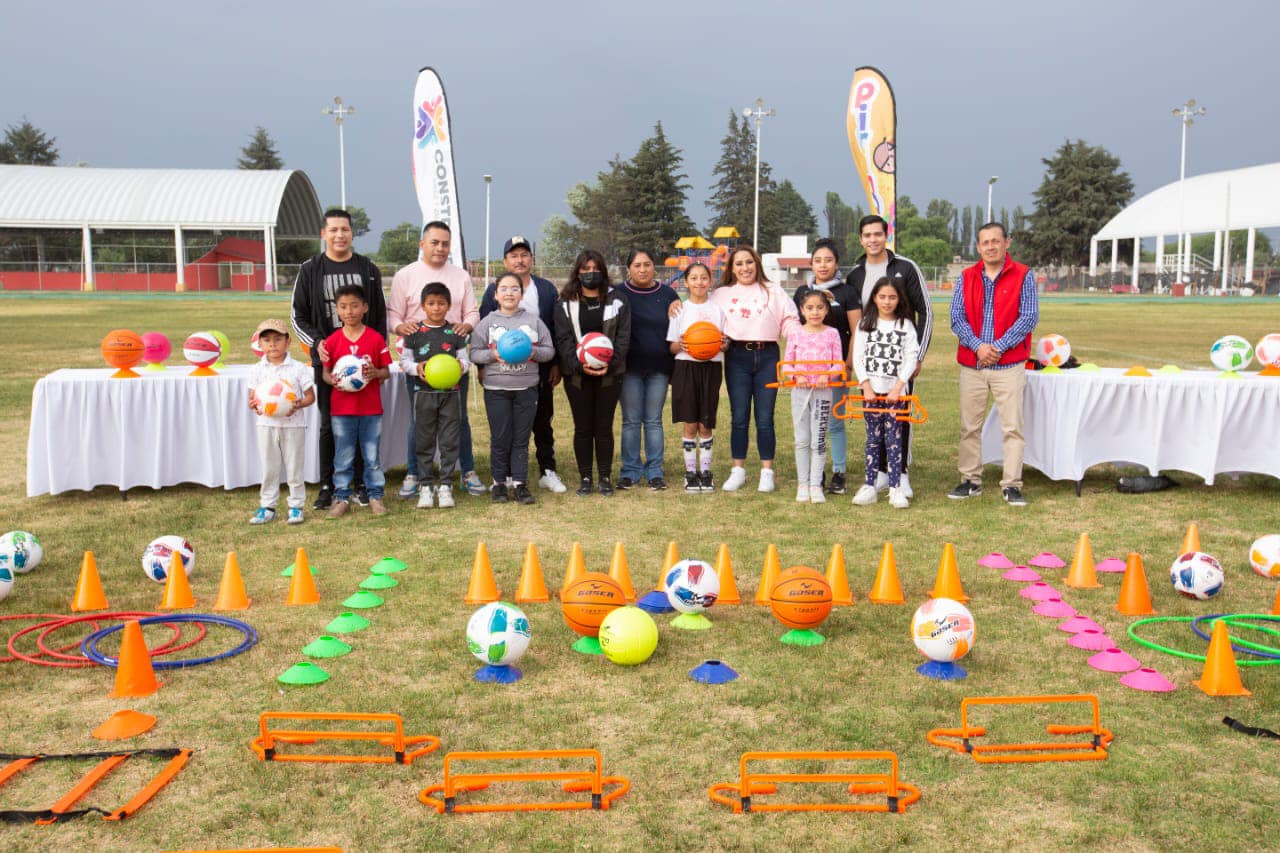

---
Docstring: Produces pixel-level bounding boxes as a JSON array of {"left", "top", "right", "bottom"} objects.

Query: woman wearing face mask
[
  {"left": 553, "top": 250, "right": 631, "bottom": 497},
  {"left": 617, "top": 249, "right": 680, "bottom": 492}
]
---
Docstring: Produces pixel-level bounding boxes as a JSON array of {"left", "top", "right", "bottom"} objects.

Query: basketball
[
  {"left": 141, "top": 332, "right": 171, "bottom": 365},
  {"left": 769, "top": 566, "right": 833, "bottom": 630},
  {"left": 561, "top": 572, "right": 626, "bottom": 637},
  {"left": 423, "top": 353, "right": 462, "bottom": 390},
  {"left": 682, "top": 321, "right": 722, "bottom": 361},
  {"left": 496, "top": 328, "right": 533, "bottom": 363},
  {"left": 183, "top": 332, "right": 221, "bottom": 368},
  {"left": 576, "top": 332, "right": 614, "bottom": 370},
  {"left": 598, "top": 606, "right": 659, "bottom": 665},
  {"left": 101, "top": 329, "right": 144, "bottom": 369}
]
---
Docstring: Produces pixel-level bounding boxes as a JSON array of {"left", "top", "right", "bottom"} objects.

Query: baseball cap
[
  {"left": 502, "top": 235, "right": 533, "bottom": 256},
  {"left": 255, "top": 318, "right": 290, "bottom": 337}
]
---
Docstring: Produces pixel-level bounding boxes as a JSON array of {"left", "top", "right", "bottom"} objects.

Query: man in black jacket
[{"left": 290, "top": 208, "right": 387, "bottom": 509}]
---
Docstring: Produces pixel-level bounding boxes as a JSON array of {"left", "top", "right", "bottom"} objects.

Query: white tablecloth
[
  {"left": 27, "top": 364, "right": 410, "bottom": 496},
  {"left": 981, "top": 367, "right": 1280, "bottom": 485}
]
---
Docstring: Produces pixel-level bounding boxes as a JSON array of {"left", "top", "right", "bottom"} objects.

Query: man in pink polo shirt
[{"left": 387, "top": 221, "right": 483, "bottom": 497}]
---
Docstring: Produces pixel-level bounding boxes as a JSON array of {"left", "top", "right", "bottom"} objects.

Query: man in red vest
[{"left": 947, "top": 222, "right": 1039, "bottom": 505}]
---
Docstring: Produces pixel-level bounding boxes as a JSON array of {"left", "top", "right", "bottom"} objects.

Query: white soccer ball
[
  {"left": 0, "top": 565, "right": 12, "bottom": 603},
  {"left": 466, "top": 602, "right": 531, "bottom": 666},
  {"left": 912, "top": 598, "right": 976, "bottom": 663},
  {"left": 1170, "top": 551, "right": 1225, "bottom": 600},
  {"left": 142, "top": 535, "right": 195, "bottom": 584},
  {"left": 333, "top": 355, "right": 368, "bottom": 392},
  {"left": 0, "top": 530, "right": 43, "bottom": 574},
  {"left": 1254, "top": 334, "right": 1280, "bottom": 369},
  {"left": 664, "top": 559, "right": 720, "bottom": 614},
  {"left": 1036, "top": 334, "right": 1072, "bottom": 367},
  {"left": 1249, "top": 534, "right": 1280, "bottom": 580},
  {"left": 1209, "top": 335, "right": 1253, "bottom": 372},
  {"left": 255, "top": 377, "right": 298, "bottom": 418}
]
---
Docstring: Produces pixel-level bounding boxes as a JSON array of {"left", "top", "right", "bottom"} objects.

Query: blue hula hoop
[
  {"left": 81, "top": 614, "right": 257, "bottom": 669},
  {"left": 1189, "top": 613, "right": 1280, "bottom": 661}
]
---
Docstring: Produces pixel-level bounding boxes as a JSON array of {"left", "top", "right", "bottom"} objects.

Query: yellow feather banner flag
[{"left": 846, "top": 66, "right": 897, "bottom": 250}]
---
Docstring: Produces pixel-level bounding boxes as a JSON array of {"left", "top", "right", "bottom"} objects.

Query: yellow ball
[{"left": 598, "top": 606, "right": 658, "bottom": 666}]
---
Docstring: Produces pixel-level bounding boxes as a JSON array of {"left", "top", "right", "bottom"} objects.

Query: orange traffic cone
[
  {"left": 715, "top": 543, "right": 741, "bottom": 605},
  {"left": 1194, "top": 620, "right": 1251, "bottom": 696},
  {"left": 1065, "top": 533, "right": 1101, "bottom": 589},
  {"left": 608, "top": 542, "right": 636, "bottom": 602},
  {"left": 826, "top": 543, "right": 854, "bottom": 605},
  {"left": 285, "top": 547, "right": 320, "bottom": 605},
  {"left": 111, "top": 620, "right": 160, "bottom": 698},
  {"left": 654, "top": 541, "right": 680, "bottom": 591},
  {"left": 465, "top": 541, "right": 500, "bottom": 604},
  {"left": 755, "top": 544, "right": 781, "bottom": 605},
  {"left": 515, "top": 543, "right": 549, "bottom": 603},
  {"left": 71, "top": 550, "right": 109, "bottom": 612},
  {"left": 561, "top": 541, "right": 586, "bottom": 596},
  {"left": 930, "top": 542, "right": 969, "bottom": 602},
  {"left": 869, "top": 542, "right": 905, "bottom": 604},
  {"left": 1114, "top": 552, "right": 1155, "bottom": 616},
  {"left": 158, "top": 557, "right": 195, "bottom": 609},
  {"left": 1180, "top": 522, "right": 1202, "bottom": 556},
  {"left": 213, "top": 552, "right": 251, "bottom": 610}
]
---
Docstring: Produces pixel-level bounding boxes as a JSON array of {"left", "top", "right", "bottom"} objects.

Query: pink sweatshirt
[
  {"left": 387, "top": 260, "right": 479, "bottom": 331},
  {"left": 710, "top": 282, "right": 800, "bottom": 342},
  {"left": 785, "top": 325, "right": 843, "bottom": 369}
]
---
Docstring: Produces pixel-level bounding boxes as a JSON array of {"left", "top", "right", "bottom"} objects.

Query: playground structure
[{"left": 663, "top": 227, "right": 740, "bottom": 283}]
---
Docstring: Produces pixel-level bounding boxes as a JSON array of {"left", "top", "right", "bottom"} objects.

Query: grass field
[{"left": 1, "top": 293, "right": 1279, "bottom": 851}]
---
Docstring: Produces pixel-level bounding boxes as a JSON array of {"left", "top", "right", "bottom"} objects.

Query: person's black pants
[
  {"left": 563, "top": 377, "right": 621, "bottom": 481},
  {"left": 532, "top": 377, "right": 557, "bottom": 475}
]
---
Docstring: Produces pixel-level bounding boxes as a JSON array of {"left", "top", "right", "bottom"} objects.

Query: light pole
[
  {"left": 986, "top": 176, "right": 999, "bottom": 223},
  {"left": 321, "top": 96, "right": 356, "bottom": 209},
  {"left": 1171, "top": 99, "right": 1206, "bottom": 287},
  {"left": 742, "top": 98, "right": 775, "bottom": 250},
  {"left": 483, "top": 175, "right": 493, "bottom": 285}
]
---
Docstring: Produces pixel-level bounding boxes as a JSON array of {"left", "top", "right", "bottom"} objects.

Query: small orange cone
[
  {"left": 755, "top": 544, "right": 781, "bottom": 605},
  {"left": 213, "top": 552, "right": 251, "bottom": 610},
  {"left": 71, "top": 550, "right": 109, "bottom": 611},
  {"left": 465, "top": 541, "right": 500, "bottom": 604},
  {"left": 930, "top": 542, "right": 969, "bottom": 602},
  {"left": 158, "top": 558, "right": 195, "bottom": 609},
  {"left": 608, "top": 542, "right": 636, "bottom": 602},
  {"left": 515, "top": 543, "right": 549, "bottom": 603},
  {"left": 869, "top": 542, "right": 905, "bottom": 604},
  {"left": 1271, "top": 584, "right": 1280, "bottom": 617},
  {"left": 285, "top": 547, "right": 320, "bottom": 605},
  {"left": 826, "top": 543, "right": 854, "bottom": 605},
  {"left": 1180, "top": 522, "right": 1201, "bottom": 556},
  {"left": 111, "top": 620, "right": 160, "bottom": 698},
  {"left": 561, "top": 541, "right": 586, "bottom": 596},
  {"left": 1065, "top": 533, "right": 1102, "bottom": 590},
  {"left": 1115, "top": 552, "right": 1155, "bottom": 616},
  {"left": 91, "top": 709, "right": 156, "bottom": 740},
  {"left": 1194, "top": 620, "right": 1251, "bottom": 696},
  {"left": 653, "top": 541, "right": 680, "bottom": 592},
  {"left": 715, "top": 543, "right": 740, "bottom": 605}
]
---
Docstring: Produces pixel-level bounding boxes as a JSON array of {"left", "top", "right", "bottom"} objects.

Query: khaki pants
[{"left": 957, "top": 365, "right": 1025, "bottom": 489}]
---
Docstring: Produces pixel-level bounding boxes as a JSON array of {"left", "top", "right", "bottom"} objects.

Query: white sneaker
[
  {"left": 398, "top": 474, "right": 419, "bottom": 499},
  {"left": 889, "top": 486, "right": 910, "bottom": 509},
  {"left": 874, "top": 471, "right": 890, "bottom": 493},
  {"left": 538, "top": 469, "right": 567, "bottom": 493},
  {"left": 809, "top": 488, "right": 827, "bottom": 504},
  {"left": 795, "top": 485, "right": 810, "bottom": 503},
  {"left": 722, "top": 466, "right": 748, "bottom": 491},
  {"left": 899, "top": 472, "right": 914, "bottom": 498},
  {"left": 758, "top": 469, "right": 776, "bottom": 493},
  {"left": 417, "top": 487, "right": 435, "bottom": 509},
  {"left": 852, "top": 484, "right": 878, "bottom": 505},
  {"left": 437, "top": 484, "right": 455, "bottom": 508}
]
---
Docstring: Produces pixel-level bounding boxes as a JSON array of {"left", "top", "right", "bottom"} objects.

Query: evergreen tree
[
  {"left": 824, "top": 191, "right": 859, "bottom": 253},
  {"left": 238, "top": 126, "right": 283, "bottom": 170},
  {"left": 539, "top": 215, "right": 577, "bottom": 267},
  {"left": 707, "top": 110, "right": 772, "bottom": 243},
  {"left": 759, "top": 180, "right": 817, "bottom": 251},
  {"left": 1023, "top": 139, "right": 1134, "bottom": 266},
  {"left": 327, "top": 204, "right": 370, "bottom": 238},
  {"left": 623, "top": 122, "right": 694, "bottom": 260},
  {"left": 0, "top": 118, "right": 59, "bottom": 165},
  {"left": 565, "top": 158, "right": 633, "bottom": 264},
  {"left": 375, "top": 222, "right": 421, "bottom": 266}
]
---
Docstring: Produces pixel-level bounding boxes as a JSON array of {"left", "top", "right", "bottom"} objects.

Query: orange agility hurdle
[
  {"left": 708, "top": 751, "right": 921, "bottom": 814},
  {"left": 0, "top": 748, "right": 192, "bottom": 824},
  {"left": 832, "top": 391, "right": 929, "bottom": 424},
  {"left": 249, "top": 712, "right": 440, "bottom": 765},
  {"left": 927, "top": 694, "right": 1114, "bottom": 763},
  {"left": 765, "top": 359, "right": 850, "bottom": 389},
  {"left": 419, "top": 749, "right": 631, "bottom": 813}
]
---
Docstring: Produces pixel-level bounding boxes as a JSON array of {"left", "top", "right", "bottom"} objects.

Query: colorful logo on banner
[
  {"left": 416, "top": 96, "right": 448, "bottom": 148},
  {"left": 846, "top": 67, "right": 897, "bottom": 249}
]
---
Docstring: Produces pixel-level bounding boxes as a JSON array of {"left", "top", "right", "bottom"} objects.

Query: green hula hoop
[
  {"left": 1127, "top": 615, "right": 1280, "bottom": 666},
  {"left": 1194, "top": 614, "right": 1280, "bottom": 656}
]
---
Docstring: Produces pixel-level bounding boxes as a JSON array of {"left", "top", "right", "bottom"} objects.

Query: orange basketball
[
  {"left": 561, "top": 572, "right": 627, "bottom": 637},
  {"left": 682, "top": 321, "right": 723, "bottom": 361},
  {"left": 101, "top": 329, "right": 144, "bottom": 369},
  {"left": 769, "top": 566, "right": 833, "bottom": 630}
]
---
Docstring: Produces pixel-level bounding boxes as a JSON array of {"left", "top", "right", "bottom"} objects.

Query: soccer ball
[
  {"left": 664, "top": 559, "right": 720, "bottom": 614},
  {"left": 142, "top": 535, "right": 195, "bottom": 584},
  {"left": 1036, "top": 334, "right": 1072, "bottom": 367},
  {"left": 0, "top": 530, "right": 43, "bottom": 574},
  {"left": 0, "top": 565, "right": 12, "bottom": 603},
  {"left": 1254, "top": 333, "right": 1280, "bottom": 369},
  {"left": 911, "top": 598, "right": 976, "bottom": 663},
  {"left": 255, "top": 378, "right": 298, "bottom": 418},
  {"left": 1249, "top": 534, "right": 1280, "bottom": 579},
  {"left": 576, "top": 333, "right": 614, "bottom": 370},
  {"left": 1209, "top": 335, "right": 1253, "bottom": 372},
  {"left": 1170, "top": 551, "right": 1224, "bottom": 600},
  {"left": 332, "top": 355, "right": 367, "bottom": 392},
  {"left": 466, "top": 602, "right": 531, "bottom": 666}
]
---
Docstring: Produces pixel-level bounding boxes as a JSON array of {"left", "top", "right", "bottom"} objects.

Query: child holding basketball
[
  {"left": 852, "top": 276, "right": 919, "bottom": 509},
  {"left": 666, "top": 262, "right": 725, "bottom": 492},
  {"left": 785, "top": 291, "right": 843, "bottom": 503},
  {"left": 247, "top": 318, "right": 315, "bottom": 525}
]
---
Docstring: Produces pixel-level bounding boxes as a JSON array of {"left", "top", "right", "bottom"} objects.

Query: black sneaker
[
  {"left": 948, "top": 481, "right": 982, "bottom": 500},
  {"left": 598, "top": 477, "right": 615, "bottom": 497},
  {"left": 491, "top": 483, "right": 509, "bottom": 504},
  {"left": 353, "top": 486, "right": 370, "bottom": 507},
  {"left": 616, "top": 477, "right": 635, "bottom": 490},
  {"left": 649, "top": 477, "right": 667, "bottom": 492},
  {"left": 313, "top": 485, "right": 334, "bottom": 510},
  {"left": 684, "top": 471, "right": 700, "bottom": 492},
  {"left": 828, "top": 472, "right": 847, "bottom": 495},
  {"left": 699, "top": 471, "right": 714, "bottom": 492},
  {"left": 513, "top": 483, "right": 535, "bottom": 505},
  {"left": 1002, "top": 486, "right": 1028, "bottom": 506},
  {"left": 576, "top": 477, "right": 593, "bottom": 497}
]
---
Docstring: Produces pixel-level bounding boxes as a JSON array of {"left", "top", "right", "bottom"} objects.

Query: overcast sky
[{"left": 6, "top": 0, "right": 1278, "bottom": 256}]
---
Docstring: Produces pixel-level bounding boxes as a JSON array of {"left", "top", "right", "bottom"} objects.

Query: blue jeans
[
  {"left": 404, "top": 373, "right": 475, "bottom": 477},
  {"left": 725, "top": 343, "right": 779, "bottom": 461},
  {"left": 333, "top": 414, "right": 385, "bottom": 501},
  {"left": 829, "top": 383, "right": 847, "bottom": 473},
  {"left": 620, "top": 370, "right": 670, "bottom": 481}
]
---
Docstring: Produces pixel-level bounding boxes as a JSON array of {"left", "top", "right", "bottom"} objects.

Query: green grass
[{"left": 1, "top": 294, "right": 1279, "bottom": 850}]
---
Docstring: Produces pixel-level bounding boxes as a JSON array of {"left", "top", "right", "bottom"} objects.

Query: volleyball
[
  {"left": 466, "top": 602, "right": 531, "bottom": 666},
  {"left": 142, "top": 535, "right": 195, "bottom": 584},
  {"left": 332, "top": 354, "right": 367, "bottom": 392},
  {"left": 423, "top": 353, "right": 462, "bottom": 390},
  {"left": 682, "top": 321, "right": 723, "bottom": 361},
  {"left": 0, "top": 531, "right": 43, "bottom": 574},
  {"left": 1248, "top": 534, "right": 1280, "bottom": 579},
  {"left": 101, "top": 329, "right": 144, "bottom": 369},
  {"left": 183, "top": 332, "right": 221, "bottom": 368},
  {"left": 1209, "top": 335, "right": 1252, "bottom": 372},
  {"left": 495, "top": 328, "right": 533, "bottom": 363},
  {"left": 1254, "top": 333, "right": 1280, "bottom": 369},
  {"left": 664, "top": 559, "right": 720, "bottom": 614},
  {"left": 561, "top": 573, "right": 626, "bottom": 637},
  {"left": 1035, "top": 333, "right": 1071, "bottom": 367},
  {"left": 249, "top": 331, "right": 265, "bottom": 359},
  {"left": 576, "top": 332, "right": 614, "bottom": 370},
  {"left": 768, "top": 566, "right": 833, "bottom": 630},
  {"left": 598, "top": 606, "right": 658, "bottom": 665},
  {"left": 256, "top": 377, "right": 298, "bottom": 418},
  {"left": 208, "top": 330, "right": 231, "bottom": 366},
  {"left": 911, "top": 598, "right": 976, "bottom": 663}
]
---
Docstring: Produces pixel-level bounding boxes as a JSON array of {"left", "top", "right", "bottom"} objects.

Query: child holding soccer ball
[{"left": 247, "top": 319, "right": 315, "bottom": 524}]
